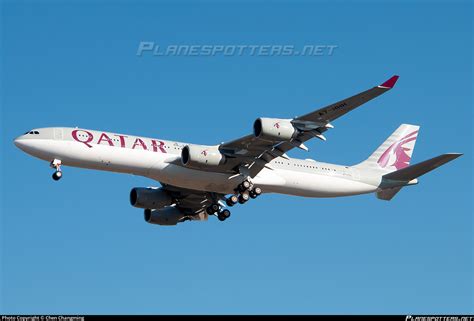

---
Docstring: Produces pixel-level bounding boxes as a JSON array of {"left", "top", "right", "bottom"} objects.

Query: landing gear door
[{"left": 54, "top": 128, "right": 63, "bottom": 140}]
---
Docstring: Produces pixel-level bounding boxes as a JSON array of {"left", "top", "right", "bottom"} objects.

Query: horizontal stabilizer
[
  {"left": 377, "top": 186, "right": 403, "bottom": 201},
  {"left": 377, "top": 153, "right": 462, "bottom": 201},
  {"left": 383, "top": 153, "right": 462, "bottom": 181}
]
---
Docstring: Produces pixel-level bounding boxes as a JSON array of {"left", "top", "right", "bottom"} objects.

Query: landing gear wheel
[
  {"left": 52, "top": 171, "right": 62, "bottom": 181},
  {"left": 226, "top": 195, "right": 239, "bottom": 207},
  {"left": 217, "top": 209, "right": 231, "bottom": 221},
  {"left": 238, "top": 192, "right": 250, "bottom": 204},
  {"left": 210, "top": 203, "right": 220, "bottom": 212},
  {"left": 249, "top": 187, "right": 262, "bottom": 199},
  {"left": 238, "top": 180, "right": 251, "bottom": 192},
  {"left": 253, "top": 187, "right": 262, "bottom": 196},
  {"left": 221, "top": 209, "right": 231, "bottom": 219},
  {"left": 206, "top": 203, "right": 220, "bottom": 215}
]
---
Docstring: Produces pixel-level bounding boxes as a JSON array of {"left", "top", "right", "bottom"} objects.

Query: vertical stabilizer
[{"left": 356, "top": 124, "right": 420, "bottom": 173}]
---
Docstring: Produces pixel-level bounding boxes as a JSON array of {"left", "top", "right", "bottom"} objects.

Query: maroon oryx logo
[
  {"left": 377, "top": 130, "right": 418, "bottom": 170},
  {"left": 201, "top": 150, "right": 208, "bottom": 156},
  {"left": 273, "top": 122, "right": 281, "bottom": 129}
]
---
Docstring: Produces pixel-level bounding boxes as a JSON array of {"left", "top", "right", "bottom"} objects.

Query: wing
[
  {"left": 220, "top": 75, "right": 400, "bottom": 177},
  {"left": 160, "top": 184, "right": 227, "bottom": 220}
]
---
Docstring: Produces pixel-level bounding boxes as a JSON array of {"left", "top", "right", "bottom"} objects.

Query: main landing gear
[
  {"left": 226, "top": 180, "right": 262, "bottom": 207},
  {"left": 235, "top": 180, "right": 261, "bottom": 202},
  {"left": 204, "top": 180, "right": 264, "bottom": 223},
  {"left": 50, "top": 159, "right": 63, "bottom": 181},
  {"left": 218, "top": 180, "right": 262, "bottom": 220}
]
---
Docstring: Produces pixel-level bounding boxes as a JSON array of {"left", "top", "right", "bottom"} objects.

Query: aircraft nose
[{"left": 14, "top": 136, "right": 28, "bottom": 150}]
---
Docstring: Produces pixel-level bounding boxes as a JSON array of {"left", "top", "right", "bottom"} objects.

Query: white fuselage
[{"left": 14, "top": 127, "right": 381, "bottom": 197}]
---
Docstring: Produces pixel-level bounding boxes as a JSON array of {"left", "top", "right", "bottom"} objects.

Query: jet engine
[
  {"left": 144, "top": 207, "right": 186, "bottom": 226},
  {"left": 130, "top": 187, "right": 173, "bottom": 209},
  {"left": 253, "top": 118, "right": 297, "bottom": 141},
  {"left": 181, "top": 144, "right": 226, "bottom": 168}
]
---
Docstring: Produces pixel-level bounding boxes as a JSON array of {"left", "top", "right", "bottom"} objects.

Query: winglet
[{"left": 379, "top": 75, "right": 399, "bottom": 89}]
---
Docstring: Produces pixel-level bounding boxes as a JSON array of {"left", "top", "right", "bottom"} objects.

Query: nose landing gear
[
  {"left": 52, "top": 171, "right": 62, "bottom": 181},
  {"left": 50, "top": 159, "right": 63, "bottom": 181}
]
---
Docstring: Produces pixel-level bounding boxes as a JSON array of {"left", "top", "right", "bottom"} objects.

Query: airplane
[{"left": 13, "top": 75, "right": 462, "bottom": 226}]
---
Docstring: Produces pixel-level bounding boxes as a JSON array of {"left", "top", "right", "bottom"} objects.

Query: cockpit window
[
  {"left": 34, "top": 131, "right": 39, "bottom": 134},
  {"left": 24, "top": 130, "right": 39, "bottom": 135}
]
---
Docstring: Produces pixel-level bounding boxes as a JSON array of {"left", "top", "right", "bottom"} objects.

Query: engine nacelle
[
  {"left": 130, "top": 187, "right": 173, "bottom": 209},
  {"left": 181, "top": 144, "right": 226, "bottom": 168},
  {"left": 253, "top": 118, "right": 297, "bottom": 141},
  {"left": 144, "top": 207, "right": 186, "bottom": 226}
]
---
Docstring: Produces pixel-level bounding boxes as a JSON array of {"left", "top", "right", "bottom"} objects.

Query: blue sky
[{"left": 1, "top": 0, "right": 472, "bottom": 314}]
